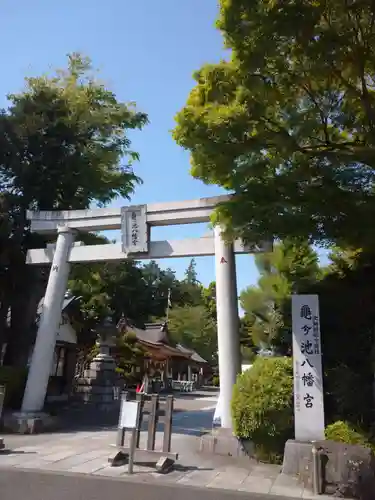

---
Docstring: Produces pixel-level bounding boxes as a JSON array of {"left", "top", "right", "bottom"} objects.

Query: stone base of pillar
[
  {"left": 281, "top": 439, "right": 314, "bottom": 476},
  {"left": 199, "top": 428, "right": 254, "bottom": 459},
  {"left": 2, "top": 412, "right": 59, "bottom": 434}
]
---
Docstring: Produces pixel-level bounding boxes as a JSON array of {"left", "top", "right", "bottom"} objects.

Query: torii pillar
[
  {"left": 214, "top": 225, "right": 241, "bottom": 429},
  {"left": 22, "top": 226, "right": 76, "bottom": 413}
]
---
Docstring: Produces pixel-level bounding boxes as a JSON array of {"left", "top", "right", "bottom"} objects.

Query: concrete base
[
  {"left": 2, "top": 411, "right": 59, "bottom": 434},
  {"left": 199, "top": 428, "right": 254, "bottom": 459},
  {"left": 282, "top": 439, "right": 312, "bottom": 476},
  {"left": 282, "top": 438, "right": 375, "bottom": 499}
]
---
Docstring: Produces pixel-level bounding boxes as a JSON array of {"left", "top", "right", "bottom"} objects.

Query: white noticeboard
[
  {"left": 118, "top": 400, "right": 140, "bottom": 430},
  {"left": 292, "top": 294, "right": 325, "bottom": 441}
]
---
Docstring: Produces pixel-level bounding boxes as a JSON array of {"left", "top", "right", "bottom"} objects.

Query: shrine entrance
[{"left": 22, "top": 195, "right": 271, "bottom": 429}]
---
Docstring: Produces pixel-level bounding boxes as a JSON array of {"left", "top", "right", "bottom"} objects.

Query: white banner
[{"left": 292, "top": 294, "right": 325, "bottom": 441}]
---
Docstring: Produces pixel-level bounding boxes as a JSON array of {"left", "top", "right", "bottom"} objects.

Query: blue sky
[{"left": 1, "top": 0, "right": 328, "bottom": 297}]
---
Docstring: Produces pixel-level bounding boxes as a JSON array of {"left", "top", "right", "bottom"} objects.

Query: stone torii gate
[{"left": 21, "top": 195, "right": 270, "bottom": 430}]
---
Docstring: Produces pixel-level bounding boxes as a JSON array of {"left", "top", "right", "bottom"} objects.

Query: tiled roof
[
  {"left": 130, "top": 322, "right": 169, "bottom": 346},
  {"left": 176, "top": 344, "right": 207, "bottom": 364}
]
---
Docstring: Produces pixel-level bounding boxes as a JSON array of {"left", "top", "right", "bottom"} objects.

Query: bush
[
  {"left": 0, "top": 366, "right": 28, "bottom": 410},
  {"left": 231, "top": 356, "right": 293, "bottom": 461},
  {"left": 325, "top": 421, "right": 375, "bottom": 451}
]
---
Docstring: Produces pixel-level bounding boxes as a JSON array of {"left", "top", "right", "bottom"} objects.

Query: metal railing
[{"left": 171, "top": 380, "right": 195, "bottom": 392}]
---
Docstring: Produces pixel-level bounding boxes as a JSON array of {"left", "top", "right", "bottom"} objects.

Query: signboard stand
[{"left": 109, "top": 392, "right": 178, "bottom": 474}]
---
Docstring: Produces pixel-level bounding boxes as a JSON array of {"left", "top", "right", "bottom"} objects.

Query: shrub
[
  {"left": 0, "top": 366, "right": 28, "bottom": 410},
  {"left": 231, "top": 356, "right": 293, "bottom": 461},
  {"left": 325, "top": 421, "right": 375, "bottom": 451}
]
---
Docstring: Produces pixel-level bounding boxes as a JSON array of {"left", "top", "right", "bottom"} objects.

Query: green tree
[
  {"left": 305, "top": 250, "right": 375, "bottom": 427},
  {"left": 202, "top": 281, "right": 217, "bottom": 319},
  {"left": 140, "top": 261, "right": 182, "bottom": 318},
  {"left": 326, "top": 246, "right": 363, "bottom": 276},
  {"left": 167, "top": 305, "right": 217, "bottom": 363},
  {"left": 0, "top": 53, "right": 148, "bottom": 365},
  {"left": 114, "top": 329, "right": 146, "bottom": 385},
  {"left": 239, "top": 316, "right": 257, "bottom": 362},
  {"left": 179, "top": 259, "right": 203, "bottom": 306},
  {"left": 69, "top": 259, "right": 154, "bottom": 329},
  {"left": 240, "top": 240, "right": 320, "bottom": 351},
  {"left": 173, "top": 1, "right": 375, "bottom": 249},
  {"left": 184, "top": 258, "right": 199, "bottom": 284}
]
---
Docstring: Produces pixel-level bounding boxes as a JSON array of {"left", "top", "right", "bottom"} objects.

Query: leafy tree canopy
[
  {"left": 173, "top": 1, "right": 375, "bottom": 248},
  {"left": 0, "top": 53, "right": 148, "bottom": 365},
  {"left": 0, "top": 53, "right": 148, "bottom": 211},
  {"left": 167, "top": 305, "right": 218, "bottom": 364},
  {"left": 240, "top": 240, "right": 320, "bottom": 350},
  {"left": 69, "top": 259, "right": 220, "bottom": 364}
]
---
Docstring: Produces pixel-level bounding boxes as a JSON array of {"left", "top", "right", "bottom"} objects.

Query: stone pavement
[{"left": 0, "top": 428, "right": 335, "bottom": 499}]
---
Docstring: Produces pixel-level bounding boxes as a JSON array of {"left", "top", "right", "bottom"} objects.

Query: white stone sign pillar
[
  {"left": 21, "top": 226, "right": 76, "bottom": 413},
  {"left": 214, "top": 225, "right": 241, "bottom": 429},
  {"left": 292, "top": 294, "right": 325, "bottom": 441}
]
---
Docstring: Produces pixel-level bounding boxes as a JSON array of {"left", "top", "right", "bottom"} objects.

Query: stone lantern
[
  {"left": 94, "top": 315, "right": 117, "bottom": 366},
  {"left": 75, "top": 315, "right": 119, "bottom": 409}
]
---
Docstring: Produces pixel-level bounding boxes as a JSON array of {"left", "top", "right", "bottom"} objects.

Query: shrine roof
[
  {"left": 118, "top": 318, "right": 208, "bottom": 363},
  {"left": 37, "top": 293, "right": 78, "bottom": 317},
  {"left": 176, "top": 344, "right": 207, "bottom": 364},
  {"left": 131, "top": 322, "right": 169, "bottom": 346}
]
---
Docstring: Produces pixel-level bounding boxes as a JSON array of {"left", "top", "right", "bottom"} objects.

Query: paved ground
[{"left": 0, "top": 391, "right": 337, "bottom": 499}]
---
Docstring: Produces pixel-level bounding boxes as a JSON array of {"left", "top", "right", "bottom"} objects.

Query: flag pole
[{"left": 166, "top": 288, "right": 171, "bottom": 321}]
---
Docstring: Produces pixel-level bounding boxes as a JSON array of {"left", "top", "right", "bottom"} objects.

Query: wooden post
[
  {"left": 147, "top": 395, "right": 158, "bottom": 451},
  {"left": 163, "top": 395, "right": 173, "bottom": 453},
  {"left": 135, "top": 392, "right": 143, "bottom": 448}
]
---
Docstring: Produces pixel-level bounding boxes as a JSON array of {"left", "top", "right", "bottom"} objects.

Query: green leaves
[
  {"left": 1, "top": 53, "right": 148, "bottom": 211},
  {"left": 0, "top": 53, "right": 148, "bottom": 364},
  {"left": 240, "top": 240, "right": 321, "bottom": 350},
  {"left": 174, "top": 1, "right": 375, "bottom": 248},
  {"left": 167, "top": 305, "right": 217, "bottom": 364},
  {"left": 231, "top": 356, "right": 293, "bottom": 459}
]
